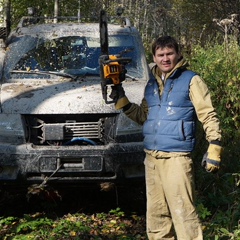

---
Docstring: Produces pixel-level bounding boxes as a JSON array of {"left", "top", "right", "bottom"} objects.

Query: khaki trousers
[{"left": 145, "top": 153, "right": 203, "bottom": 240}]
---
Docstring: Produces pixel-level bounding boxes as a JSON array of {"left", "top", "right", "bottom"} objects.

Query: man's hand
[
  {"left": 202, "top": 142, "right": 223, "bottom": 173},
  {"left": 109, "top": 84, "right": 130, "bottom": 110}
]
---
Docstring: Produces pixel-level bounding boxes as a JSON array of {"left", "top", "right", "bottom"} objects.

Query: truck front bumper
[{"left": 0, "top": 142, "right": 145, "bottom": 183}]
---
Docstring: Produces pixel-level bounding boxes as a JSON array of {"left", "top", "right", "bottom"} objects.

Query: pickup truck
[{"left": 0, "top": 10, "right": 149, "bottom": 191}]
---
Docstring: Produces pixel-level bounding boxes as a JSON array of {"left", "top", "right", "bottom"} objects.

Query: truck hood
[{"left": 0, "top": 78, "right": 146, "bottom": 114}]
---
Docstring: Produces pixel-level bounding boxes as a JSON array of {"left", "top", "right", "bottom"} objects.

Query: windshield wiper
[
  {"left": 125, "top": 74, "right": 139, "bottom": 81},
  {"left": 10, "top": 70, "right": 78, "bottom": 80},
  {"left": 62, "top": 67, "right": 100, "bottom": 77}
]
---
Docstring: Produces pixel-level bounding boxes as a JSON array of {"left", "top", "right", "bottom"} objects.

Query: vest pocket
[
  {"left": 182, "top": 120, "right": 195, "bottom": 140},
  {"left": 178, "top": 120, "right": 185, "bottom": 141}
]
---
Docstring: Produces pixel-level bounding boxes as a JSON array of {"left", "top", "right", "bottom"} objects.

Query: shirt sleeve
[
  {"left": 189, "top": 75, "right": 222, "bottom": 142},
  {"left": 123, "top": 98, "right": 148, "bottom": 125}
]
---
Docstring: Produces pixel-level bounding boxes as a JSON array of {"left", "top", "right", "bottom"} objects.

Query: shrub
[{"left": 188, "top": 39, "right": 240, "bottom": 239}]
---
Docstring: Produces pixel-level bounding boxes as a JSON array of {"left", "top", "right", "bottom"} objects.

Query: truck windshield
[{"left": 3, "top": 34, "right": 144, "bottom": 80}]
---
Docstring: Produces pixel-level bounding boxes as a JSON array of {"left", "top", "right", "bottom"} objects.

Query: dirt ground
[{"left": 0, "top": 182, "right": 146, "bottom": 218}]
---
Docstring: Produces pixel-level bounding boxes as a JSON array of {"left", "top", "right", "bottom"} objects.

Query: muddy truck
[{"left": 0, "top": 5, "right": 150, "bottom": 192}]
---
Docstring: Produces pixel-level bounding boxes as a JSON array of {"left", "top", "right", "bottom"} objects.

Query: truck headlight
[
  {"left": 115, "top": 113, "right": 143, "bottom": 141},
  {"left": 0, "top": 114, "right": 25, "bottom": 144}
]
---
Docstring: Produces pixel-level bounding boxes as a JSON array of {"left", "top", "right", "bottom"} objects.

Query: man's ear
[{"left": 178, "top": 53, "right": 183, "bottom": 60}]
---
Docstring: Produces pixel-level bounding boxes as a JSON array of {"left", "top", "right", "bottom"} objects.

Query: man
[{"left": 111, "top": 36, "right": 222, "bottom": 240}]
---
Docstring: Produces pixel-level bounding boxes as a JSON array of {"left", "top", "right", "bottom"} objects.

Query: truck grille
[
  {"left": 24, "top": 114, "right": 117, "bottom": 145},
  {"left": 64, "top": 121, "right": 102, "bottom": 139}
]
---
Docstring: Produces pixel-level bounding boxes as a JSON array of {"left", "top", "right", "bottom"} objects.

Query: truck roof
[{"left": 8, "top": 19, "right": 138, "bottom": 41}]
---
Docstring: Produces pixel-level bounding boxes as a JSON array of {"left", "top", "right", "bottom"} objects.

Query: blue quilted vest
[{"left": 143, "top": 69, "right": 197, "bottom": 152}]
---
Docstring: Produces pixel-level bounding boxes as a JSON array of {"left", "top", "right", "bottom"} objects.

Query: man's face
[{"left": 153, "top": 47, "right": 180, "bottom": 75}]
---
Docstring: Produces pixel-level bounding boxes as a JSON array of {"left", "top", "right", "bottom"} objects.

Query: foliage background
[{"left": 0, "top": 0, "right": 240, "bottom": 239}]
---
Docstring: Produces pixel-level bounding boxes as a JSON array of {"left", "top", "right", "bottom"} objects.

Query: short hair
[{"left": 151, "top": 36, "right": 179, "bottom": 55}]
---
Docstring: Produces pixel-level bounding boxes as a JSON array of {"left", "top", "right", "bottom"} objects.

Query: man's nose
[{"left": 163, "top": 55, "right": 169, "bottom": 61}]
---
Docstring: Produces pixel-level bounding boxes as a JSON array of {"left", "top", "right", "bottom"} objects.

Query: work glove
[
  {"left": 201, "top": 141, "right": 223, "bottom": 173},
  {"left": 109, "top": 84, "right": 130, "bottom": 110}
]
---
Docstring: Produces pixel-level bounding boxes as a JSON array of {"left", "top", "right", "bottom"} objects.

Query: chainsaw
[{"left": 99, "top": 9, "right": 132, "bottom": 104}]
